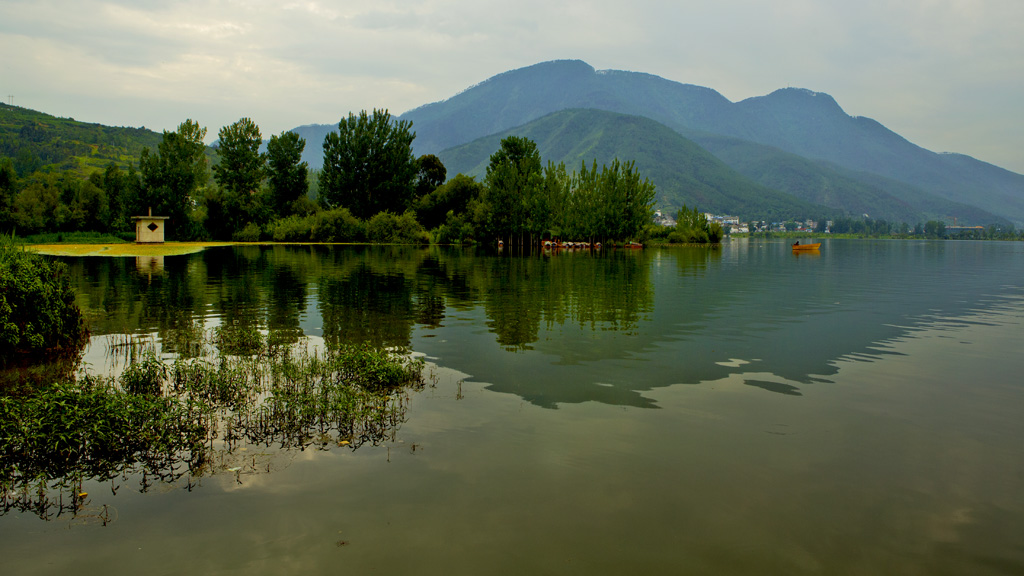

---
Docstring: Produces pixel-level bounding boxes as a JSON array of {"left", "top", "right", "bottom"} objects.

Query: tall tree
[
  {"left": 0, "top": 158, "right": 16, "bottom": 232},
  {"left": 319, "top": 109, "right": 417, "bottom": 219},
  {"left": 98, "top": 162, "right": 132, "bottom": 232},
  {"left": 209, "top": 118, "right": 267, "bottom": 237},
  {"left": 266, "top": 131, "right": 308, "bottom": 216},
  {"left": 414, "top": 154, "right": 447, "bottom": 200},
  {"left": 614, "top": 159, "right": 657, "bottom": 241},
  {"left": 77, "top": 174, "right": 109, "bottom": 232},
  {"left": 484, "top": 136, "right": 542, "bottom": 243},
  {"left": 415, "top": 173, "right": 483, "bottom": 230},
  {"left": 556, "top": 159, "right": 655, "bottom": 242},
  {"left": 12, "top": 180, "right": 60, "bottom": 234},
  {"left": 214, "top": 118, "right": 264, "bottom": 197},
  {"left": 137, "top": 119, "right": 208, "bottom": 238}
]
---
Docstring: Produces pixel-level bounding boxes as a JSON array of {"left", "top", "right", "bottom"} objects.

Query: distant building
[
  {"left": 132, "top": 207, "right": 169, "bottom": 243},
  {"left": 703, "top": 213, "right": 740, "bottom": 226},
  {"left": 653, "top": 210, "right": 676, "bottom": 227}
]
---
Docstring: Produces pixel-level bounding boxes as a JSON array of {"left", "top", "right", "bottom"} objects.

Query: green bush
[
  {"left": 0, "top": 237, "right": 88, "bottom": 367},
  {"left": 310, "top": 208, "right": 364, "bottom": 242},
  {"left": 668, "top": 227, "right": 709, "bottom": 244},
  {"left": 432, "top": 211, "right": 475, "bottom": 244},
  {"left": 270, "top": 215, "right": 314, "bottom": 242},
  {"left": 366, "top": 211, "right": 429, "bottom": 244},
  {"left": 667, "top": 205, "right": 724, "bottom": 244},
  {"left": 232, "top": 222, "right": 262, "bottom": 242}
]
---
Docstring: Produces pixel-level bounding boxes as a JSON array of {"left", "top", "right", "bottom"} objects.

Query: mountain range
[
  {"left": 294, "top": 60, "right": 1022, "bottom": 225},
  {"left": 5, "top": 60, "right": 1021, "bottom": 225}
]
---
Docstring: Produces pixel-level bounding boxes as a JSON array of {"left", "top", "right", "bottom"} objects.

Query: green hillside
[
  {"left": 690, "top": 132, "right": 1007, "bottom": 225},
  {"left": 0, "top": 103, "right": 162, "bottom": 177},
  {"left": 398, "top": 60, "right": 1024, "bottom": 225},
  {"left": 439, "top": 109, "right": 819, "bottom": 221},
  {"left": 731, "top": 89, "right": 1024, "bottom": 223}
]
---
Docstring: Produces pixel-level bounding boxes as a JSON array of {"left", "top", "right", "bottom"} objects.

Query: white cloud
[{"left": 0, "top": 0, "right": 1021, "bottom": 171}]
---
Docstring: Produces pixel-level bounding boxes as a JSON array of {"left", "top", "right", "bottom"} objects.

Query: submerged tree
[{"left": 476, "top": 136, "right": 656, "bottom": 245}]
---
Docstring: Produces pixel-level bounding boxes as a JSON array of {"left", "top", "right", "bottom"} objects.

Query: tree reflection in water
[{"left": 67, "top": 245, "right": 664, "bottom": 353}]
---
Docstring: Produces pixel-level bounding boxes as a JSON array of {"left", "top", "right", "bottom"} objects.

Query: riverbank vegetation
[
  {"left": 648, "top": 205, "right": 724, "bottom": 244},
  {"left": 5, "top": 103, "right": 1020, "bottom": 246},
  {"left": 0, "top": 236, "right": 88, "bottom": 375},
  {"left": 1, "top": 329, "right": 424, "bottom": 520},
  {"left": 1, "top": 110, "right": 655, "bottom": 246},
  {"left": 0, "top": 235, "right": 425, "bottom": 521},
  {"left": 6, "top": 106, "right": 1016, "bottom": 246}
]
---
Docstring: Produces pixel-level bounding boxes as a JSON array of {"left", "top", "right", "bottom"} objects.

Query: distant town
[
  {"left": 654, "top": 210, "right": 820, "bottom": 235},
  {"left": 653, "top": 210, "right": 993, "bottom": 238}
]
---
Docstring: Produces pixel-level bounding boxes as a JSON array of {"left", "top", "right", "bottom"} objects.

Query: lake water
[{"left": 3, "top": 239, "right": 1023, "bottom": 575}]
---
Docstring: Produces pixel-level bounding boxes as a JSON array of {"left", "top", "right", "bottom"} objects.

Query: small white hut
[{"left": 132, "top": 207, "right": 169, "bottom": 243}]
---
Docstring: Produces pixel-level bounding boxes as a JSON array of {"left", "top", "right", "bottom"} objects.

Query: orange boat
[{"left": 791, "top": 242, "right": 821, "bottom": 251}]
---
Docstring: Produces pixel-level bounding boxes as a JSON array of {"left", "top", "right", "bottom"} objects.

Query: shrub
[
  {"left": 232, "top": 222, "right": 262, "bottom": 242},
  {"left": 0, "top": 236, "right": 88, "bottom": 367},
  {"left": 432, "top": 212, "right": 475, "bottom": 244},
  {"left": 366, "top": 211, "right": 429, "bottom": 245},
  {"left": 668, "top": 227, "right": 709, "bottom": 244},
  {"left": 310, "top": 208, "right": 364, "bottom": 242},
  {"left": 270, "top": 215, "right": 314, "bottom": 242}
]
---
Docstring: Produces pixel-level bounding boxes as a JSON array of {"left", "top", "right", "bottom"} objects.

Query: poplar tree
[
  {"left": 266, "top": 131, "right": 308, "bottom": 216},
  {"left": 214, "top": 117, "right": 264, "bottom": 196},
  {"left": 137, "top": 119, "right": 208, "bottom": 238},
  {"left": 484, "top": 136, "right": 542, "bottom": 243},
  {"left": 319, "top": 109, "right": 417, "bottom": 219}
]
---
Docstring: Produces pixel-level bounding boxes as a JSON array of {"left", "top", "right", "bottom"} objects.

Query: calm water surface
[{"left": 3, "top": 239, "right": 1023, "bottom": 575}]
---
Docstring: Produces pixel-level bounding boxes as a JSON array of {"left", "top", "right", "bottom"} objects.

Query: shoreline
[{"left": 26, "top": 242, "right": 235, "bottom": 257}]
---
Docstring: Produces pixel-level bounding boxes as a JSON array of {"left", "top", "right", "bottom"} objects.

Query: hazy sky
[{"left": 3, "top": 0, "right": 1022, "bottom": 172}]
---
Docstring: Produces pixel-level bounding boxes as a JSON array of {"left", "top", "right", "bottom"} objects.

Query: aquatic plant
[
  {"left": 214, "top": 320, "right": 265, "bottom": 356},
  {"left": 119, "top": 349, "right": 167, "bottom": 396},
  {"left": 0, "top": 329, "right": 424, "bottom": 521},
  {"left": 0, "top": 375, "right": 211, "bottom": 519},
  {"left": 240, "top": 344, "right": 424, "bottom": 450}
]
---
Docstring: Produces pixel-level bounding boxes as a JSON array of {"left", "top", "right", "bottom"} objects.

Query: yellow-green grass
[
  {"left": 27, "top": 242, "right": 234, "bottom": 257},
  {"left": 26, "top": 241, "right": 410, "bottom": 257}
]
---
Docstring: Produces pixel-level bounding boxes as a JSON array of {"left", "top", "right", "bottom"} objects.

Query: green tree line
[{"left": 1, "top": 109, "right": 657, "bottom": 245}]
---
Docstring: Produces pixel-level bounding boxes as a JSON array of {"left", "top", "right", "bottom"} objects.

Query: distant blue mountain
[{"left": 291, "top": 60, "right": 1024, "bottom": 225}]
